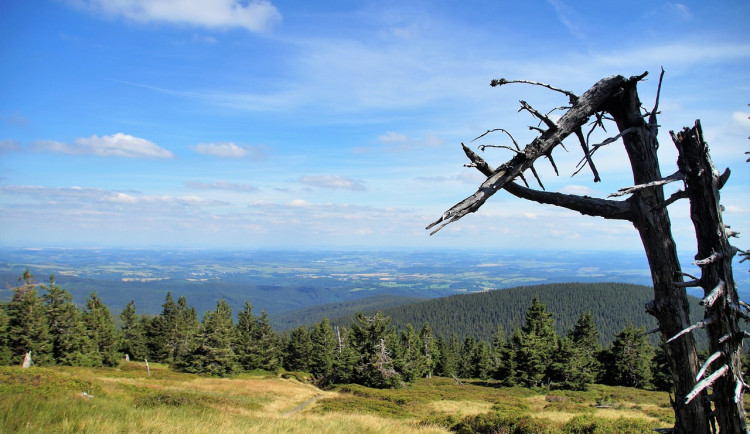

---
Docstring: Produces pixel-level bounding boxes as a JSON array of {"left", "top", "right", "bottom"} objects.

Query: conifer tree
[
  {"left": 435, "top": 334, "right": 459, "bottom": 378},
  {"left": 511, "top": 297, "right": 558, "bottom": 387},
  {"left": 604, "top": 324, "right": 654, "bottom": 388},
  {"left": 651, "top": 339, "right": 673, "bottom": 392},
  {"left": 7, "top": 269, "right": 53, "bottom": 365},
  {"left": 331, "top": 325, "right": 358, "bottom": 384},
  {"left": 186, "top": 299, "right": 238, "bottom": 376},
  {"left": 172, "top": 295, "right": 199, "bottom": 368},
  {"left": 83, "top": 292, "right": 120, "bottom": 367},
  {"left": 458, "top": 336, "right": 477, "bottom": 378},
  {"left": 398, "top": 323, "right": 426, "bottom": 382},
  {"left": 0, "top": 303, "right": 12, "bottom": 365},
  {"left": 119, "top": 300, "right": 147, "bottom": 360},
  {"left": 146, "top": 292, "right": 178, "bottom": 363},
  {"left": 255, "top": 310, "right": 281, "bottom": 372},
  {"left": 235, "top": 301, "right": 259, "bottom": 370},
  {"left": 310, "top": 318, "right": 337, "bottom": 384},
  {"left": 349, "top": 312, "right": 401, "bottom": 388},
  {"left": 491, "top": 325, "right": 512, "bottom": 382},
  {"left": 284, "top": 326, "right": 313, "bottom": 372},
  {"left": 551, "top": 312, "right": 601, "bottom": 390},
  {"left": 42, "top": 276, "right": 93, "bottom": 366},
  {"left": 471, "top": 340, "right": 492, "bottom": 380},
  {"left": 420, "top": 322, "right": 439, "bottom": 379}
]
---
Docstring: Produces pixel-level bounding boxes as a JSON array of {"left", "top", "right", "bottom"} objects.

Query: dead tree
[
  {"left": 671, "top": 121, "right": 747, "bottom": 433},
  {"left": 427, "top": 72, "right": 747, "bottom": 433}
]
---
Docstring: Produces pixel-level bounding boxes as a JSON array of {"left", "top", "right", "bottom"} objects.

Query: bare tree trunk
[
  {"left": 605, "top": 84, "right": 710, "bottom": 434},
  {"left": 672, "top": 121, "right": 747, "bottom": 433},
  {"left": 432, "top": 73, "right": 724, "bottom": 433}
]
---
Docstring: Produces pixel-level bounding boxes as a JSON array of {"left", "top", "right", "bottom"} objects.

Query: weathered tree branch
[
  {"left": 461, "top": 144, "right": 633, "bottom": 221},
  {"left": 685, "top": 365, "right": 729, "bottom": 404},
  {"left": 667, "top": 316, "right": 715, "bottom": 344},
  {"left": 700, "top": 281, "right": 725, "bottom": 307},
  {"left": 490, "top": 78, "right": 578, "bottom": 103},
  {"left": 427, "top": 74, "right": 638, "bottom": 234},
  {"left": 608, "top": 171, "right": 685, "bottom": 198},
  {"left": 696, "top": 351, "right": 723, "bottom": 381}
]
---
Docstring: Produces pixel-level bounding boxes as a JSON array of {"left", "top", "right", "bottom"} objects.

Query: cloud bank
[
  {"left": 70, "top": 0, "right": 281, "bottom": 33},
  {"left": 30, "top": 133, "right": 174, "bottom": 159}
]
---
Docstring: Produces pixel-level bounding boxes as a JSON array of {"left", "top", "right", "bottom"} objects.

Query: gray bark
[{"left": 433, "top": 73, "right": 717, "bottom": 433}]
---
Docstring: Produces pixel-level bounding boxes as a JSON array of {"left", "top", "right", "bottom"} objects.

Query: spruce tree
[
  {"left": 284, "top": 326, "right": 313, "bottom": 372},
  {"left": 83, "top": 293, "right": 120, "bottom": 367},
  {"left": 146, "top": 292, "right": 178, "bottom": 363},
  {"left": 0, "top": 303, "right": 12, "bottom": 365},
  {"left": 348, "top": 312, "right": 401, "bottom": 388},
  {"left": 172, "top": 296, "right": 199, "bottom": 369},
  {"left": 398, "top": 323, "right": 426, "bottom": 382},
  {"left": 255, "top": 310, "right": 281, "bottom": 372},
  {"left": 235, "top": 301, "right": 259, "bottom": 370},
  {"left": 471, "top": 340, "right": 492, "bottom": 380},
  {"left": 119, "top": 301, "right": 147, "bottom": 361},
  {"left": 604, "top": 324, "right": 654, "bottom": 388},
  {"left": 551, "top": 312, "right": 601, "bottom": 390},
  {"left": 42, "top": 276, "right": 93, "bottom": 366},
  {"left": 458, "top": 336, "right": 477, "bottom": 378},
  {"left": 186, "top": 299, "right": 238, "bottom": 376},
  {"left": 651, "top": 339, "right": 673, "bottom": 392},
  {"left": 420, "top": 322, "right": 439, "bottom": 379},
  {"left": 491, "top": 325, "right": 511, "bottom": 383},
  {"left": 7, "top": 270, "right": 53, "bottom": 365},
  {"left": 309, "top": 318, "right": 337, "bottom": 384},
  {"left": 511, "top": 296, "right": 558, "bottom": 387},
  {"left": 331, "top": 325, "right": 358, "bottom": 384},
  {"left": 435, "top": 334, "right": 459, "bottom": 378}
]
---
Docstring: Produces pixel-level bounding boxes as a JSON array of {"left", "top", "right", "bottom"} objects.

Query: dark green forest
[
  {"left": 292, "top": 282, "right": 702, "bottom": 347},
  {"left": 2, "top": 269, "right": 696, "bottom": 393}
]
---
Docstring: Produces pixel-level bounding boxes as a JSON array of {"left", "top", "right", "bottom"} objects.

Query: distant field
[{"left": 0, "top": 363, "right": 694, "bottom": 433}]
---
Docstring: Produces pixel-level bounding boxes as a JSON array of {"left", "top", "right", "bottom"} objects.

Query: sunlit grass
[{"left": 1, "top": 364, "right": 680, "bottom": 433}]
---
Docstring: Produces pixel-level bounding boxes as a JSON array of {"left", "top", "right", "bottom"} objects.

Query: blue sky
[{"left": 1, "top": 0, "right": 748, "bottom": 251}]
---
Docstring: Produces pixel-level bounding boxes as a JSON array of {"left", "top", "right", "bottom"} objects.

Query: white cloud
[
  {"left": 70, "top": 0, "right": 281, "bottom": 33},
  {"left": 30, "top": 133, "right": 173, "bottom": 159},
  {"left": 668, "top": 3, "right": 692, "bottom": 19},
  {"left": 299, "top": 175, "right": 367, "bottom": 191},
  {"left": 559, "top": 185, "right": 596, "bottom": 196},
  {"left": 547, "top": 0, "right": 586, "bottom": 41},
  {"left": 0, "top": 185, "right": 226, "bottom": 208},
  {"left": 185, "top": 180, "right": 258, "bottom": 192},
  {"left": 191, "top": 142, "right": 267, "bottom": 159}
]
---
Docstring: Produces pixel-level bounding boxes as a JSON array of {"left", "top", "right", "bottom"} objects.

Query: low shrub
[
  {"left": 562, "top": 414, "right": 654, "bottom": 433},
  {"left": 452, "top": 413, "right": 559, "bottom": 434},
  {"left": 312, "top": 396, "right": 411, "bottom": 419},
  {"left": 133, "top": 391, "right": 205, "bottom": 408}
]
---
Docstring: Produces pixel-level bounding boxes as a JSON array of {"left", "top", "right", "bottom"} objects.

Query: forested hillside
[
  {"left": 330, "top": 283, "right": 703, "bottom": 346},
  {"left": 270, "top": 294, "right": 425, "bottom": 331}
]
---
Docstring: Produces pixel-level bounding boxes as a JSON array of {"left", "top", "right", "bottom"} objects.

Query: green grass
[{"left": 1, "top": 364, "right": 681, "bottom": 433}]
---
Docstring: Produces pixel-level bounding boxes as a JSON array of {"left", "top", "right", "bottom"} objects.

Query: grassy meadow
[{"left": 1, "top": 362, "right": 680, "bottom": 433}]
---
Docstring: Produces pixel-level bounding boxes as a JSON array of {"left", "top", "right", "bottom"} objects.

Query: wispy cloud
[
  {"left": 0, "top": 139, "right": 22, "bottom": 153},
  {"left": 185, "top": 180, "right": 258, "bottom": 192},
  {"left": 547, "top": 0, "right": 586, "bottom": 42},
  {"left": 30, "top": 133, "right": 174, "bottom": 159},
  {"left": 0, "top": 112, "right": 28, "bottom": 126},
  {"left": 299, "top": 175, "right": 367, "bottom": 191},
  {"left": 668, "top": 3, "right": 692, "bottom": 19},
  {"left": 1, "top": 185, "right": 227, "bottom": 208},
  {"left": 191, "top": 142, "right": 268, "bottom": 159},
  {"left": 69, "top": 0, "right": 281, "bottom": 33}
]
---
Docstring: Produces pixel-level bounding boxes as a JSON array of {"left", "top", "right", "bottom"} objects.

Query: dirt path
[{"left": 283, "top": 394, "right": 323, "bottom": 416}]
